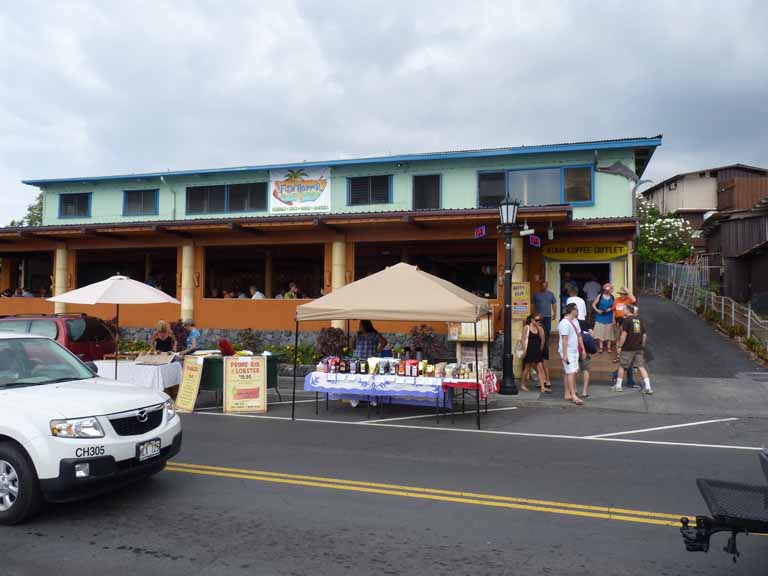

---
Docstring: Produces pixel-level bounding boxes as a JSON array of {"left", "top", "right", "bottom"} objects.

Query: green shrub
[
  {"left": 265, "top": 343, "right": 320, "bottom": 365},
  {"left": 662, "top": 284, "right": 673, "bottom": 299},
  {"left": 118, "top": 339, "right": 151, "bottom": 353},
  {"left": 408, "top": 324, "right": 448, "bottom": 360}
]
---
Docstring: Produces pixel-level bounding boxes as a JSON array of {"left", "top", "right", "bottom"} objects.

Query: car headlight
[
  {"left": 165, "top": 398, "right": 176, "bottom": 421},
  {"left": 51, "top": 417, "right": 105, "bottom": 438}
]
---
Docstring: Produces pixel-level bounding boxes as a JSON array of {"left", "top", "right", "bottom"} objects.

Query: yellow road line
[{"left": 165, "top": 462, "right": 688, "bottom": 526}]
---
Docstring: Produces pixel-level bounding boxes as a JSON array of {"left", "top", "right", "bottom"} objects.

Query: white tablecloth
[{"left": 94, "top": 360, "right": 183, "bottom": 393}]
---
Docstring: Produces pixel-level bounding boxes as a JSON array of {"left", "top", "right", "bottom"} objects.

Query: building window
[
  {"left": 123, "top": 189, "right": 158, "bottom": 216},
  {"left": 413, "top": 175, "right": 440, "bottom": 210},
  {"left": 229, "top": 182, "right": 267, "bottom": 212},
  {"left": 563, "top": 167, "right": 593, "bottom": 204},
  {"left": 186, "top": 185, "right": 226, "bottom": 214},
  {"left": 508, "top": 169, "right": 561, "bottom": 206},
  {"left": 59, "top": 193, "right": 91, "bottom": 218},
  {"left": 478, "top": 172, "right": 506, "bottom": 207},
  {"left": 186, "top": 183, "right": 268, "bottom": 214},
  {"left": 348, "top": 175, "right": 391, "bottom": 206}
]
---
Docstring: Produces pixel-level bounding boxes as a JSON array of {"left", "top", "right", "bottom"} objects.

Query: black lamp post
[{"left": 498, "top": 196, "right": 520, "bottom": 395}]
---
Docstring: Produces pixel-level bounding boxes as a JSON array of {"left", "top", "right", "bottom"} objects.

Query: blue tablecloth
[{"left": 303, "top": 372, "right": 448, "bottom": 407}]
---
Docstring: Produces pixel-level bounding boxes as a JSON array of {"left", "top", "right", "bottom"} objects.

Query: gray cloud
[{"left": 1, "top": 0, "right": 767, "bottom": 223}]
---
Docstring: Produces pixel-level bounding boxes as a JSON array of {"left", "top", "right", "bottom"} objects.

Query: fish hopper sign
[
  {"left": 269, "top": 167, "right": 331, "bottom": 214},
  {"left": 542, "top": 242, "right": 628, "bottom": 261}
]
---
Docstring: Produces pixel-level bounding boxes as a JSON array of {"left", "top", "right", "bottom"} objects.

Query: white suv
[{"left": 0, "top": 332, "right": 182, "bottom": 524}]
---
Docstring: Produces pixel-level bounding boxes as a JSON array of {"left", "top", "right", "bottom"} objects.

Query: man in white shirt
[
  {"left": 558, "top": 303, "right": 585, "bottom": 405},
  {"left": 566, "top": 288, "right": 586, "bottom": 321},
  {"left": 583, "top": 275, "right": 601, "bottom": 303},
  {"left": 249, "top": 285, "right": 265, "bottom": 300}
]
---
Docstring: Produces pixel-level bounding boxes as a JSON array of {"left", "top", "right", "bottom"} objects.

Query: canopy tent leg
[
  {"left": 114, "top": 303, "right": 120, "bottom": 379},
  {"left": 474, "top": 322, "right": 481, "bottom": 430},
  {"left": 486, "top": 312, "right": 492, "bottom": 415},
  {"left": 291, "top": 321, "right": 300, "bottom": 421}
]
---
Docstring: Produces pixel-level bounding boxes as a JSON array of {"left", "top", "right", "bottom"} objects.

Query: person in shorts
[
  {"left": 558, "top": 303, "right": 585, "bottom": 406},
  {"left": 612, "top": 304, "right": 653, "bottom": 394}
]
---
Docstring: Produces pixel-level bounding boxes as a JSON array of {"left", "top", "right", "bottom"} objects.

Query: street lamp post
[{"left": 498, "top": 196, "right": 520, "bottom": 395}]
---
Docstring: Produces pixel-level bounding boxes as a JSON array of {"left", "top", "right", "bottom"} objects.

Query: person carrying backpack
[{"left": 612, "top": 304, "right": 653, "bottom": 394}]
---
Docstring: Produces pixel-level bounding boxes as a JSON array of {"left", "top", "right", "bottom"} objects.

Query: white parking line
[
  {"left": 361, "top": 407, "right": 518, "bottom": 424},
  {"left": 187, "top": 411, "right": 763, "bottom": 451},
  {"left": 584, "top": 418, "right": 740, "bottom": 439}
]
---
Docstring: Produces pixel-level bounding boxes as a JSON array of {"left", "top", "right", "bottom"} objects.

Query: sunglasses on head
[{"left": 534, "top": 317, "right": 542, "bottom": 322}]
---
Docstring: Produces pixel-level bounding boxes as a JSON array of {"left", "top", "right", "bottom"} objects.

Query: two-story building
[
  {"left": 0, "top": 135, "right": 661, "bottom": 353},
  {"left": 641, "top": 163, "right": 768, "bottom": 251}
]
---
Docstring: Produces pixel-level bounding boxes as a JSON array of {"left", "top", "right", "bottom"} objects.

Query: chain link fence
[{"left": 639, "top": 262, "right": 768, "bottom": 357}]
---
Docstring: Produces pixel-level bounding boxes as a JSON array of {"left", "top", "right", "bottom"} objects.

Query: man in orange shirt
[{"left": 613, "top": 287, "right": 637, "bottom": 343}]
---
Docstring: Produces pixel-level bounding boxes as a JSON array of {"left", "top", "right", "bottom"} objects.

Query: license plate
[{"left": 137, "top": 439, "right": 161, "bottom": 462}]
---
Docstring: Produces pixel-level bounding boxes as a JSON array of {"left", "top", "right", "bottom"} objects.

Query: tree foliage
[
  {"left": 636, "top": 196, "right": 694, "bottom": 263},
  {"left": 9, "top": 192, "right": 43, "bottom": 227}
]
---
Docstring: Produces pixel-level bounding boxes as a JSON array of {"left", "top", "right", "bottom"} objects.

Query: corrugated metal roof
[
  {"left": 22, "top": 135, "right": 663, "bottom": 187},
  {"left": 641, "top": 163, "right": 768, "bottom": 195}
]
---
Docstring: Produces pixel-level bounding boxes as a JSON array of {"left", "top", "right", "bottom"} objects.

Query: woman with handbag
[{"left": 519, "top": 315, "right": 550, "bottom": 393}]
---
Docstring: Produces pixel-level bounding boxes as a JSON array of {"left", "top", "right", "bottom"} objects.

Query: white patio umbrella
[{"left": 48, "top": 275, "right": 181, "bottom": 378}]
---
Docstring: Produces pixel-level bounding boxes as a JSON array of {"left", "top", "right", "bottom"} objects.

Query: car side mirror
[{"left": 85, "top": 361, "right": 98, "bottom": 374}]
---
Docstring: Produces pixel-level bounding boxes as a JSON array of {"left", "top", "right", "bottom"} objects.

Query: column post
[
  {"left": 181, "top": 240, "right": 195, "bottom": 322},
  {"left": 264, "top": 249, "right": 273, "bottom": 298},
  {"left": 510, "top": 237, "right": 524, "bottom": 379},
  {"left": 53, "top": 246, "right": 68, "bottom": 314},
  {"left": 331, "top": 239, "right": 346, "bottom": 329}
]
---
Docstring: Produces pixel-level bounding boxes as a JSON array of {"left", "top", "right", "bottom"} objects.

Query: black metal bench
[{"left": 681, "top": 450, "right": 768, "bottom": 560}]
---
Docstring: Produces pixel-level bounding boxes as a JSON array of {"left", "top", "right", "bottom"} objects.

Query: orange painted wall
[{"left": 0, "top": 298, "right": 54, "bottom": 316}]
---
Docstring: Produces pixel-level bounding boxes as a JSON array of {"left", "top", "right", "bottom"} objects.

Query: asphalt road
[
  {"left": 3, "top": 407, "right": 767, "bottom": 576},
  {"left": 3, "top": 295, "right": 767, "bottom": 575}
]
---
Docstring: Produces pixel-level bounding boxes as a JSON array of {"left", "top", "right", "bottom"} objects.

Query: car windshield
[{"left": 0, "top": 337, "right": 93, "bottom": 388}]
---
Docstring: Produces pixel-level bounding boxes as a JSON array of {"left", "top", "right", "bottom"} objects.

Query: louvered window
[
  {"left": 123, "top": 189, "right": 158, "bottom": 216},
  {"left": 413, "top": 175, "right": 440, "bottom": 210},
  {"left": 229, "top": 182, "right": 267, "bottom": 212},
  {"left": 59, "top": 193, "right": 91, "bottom": 218},
  {"left": 348, "top": 176, "right": 392, "bottom": 206},
  {"left": 186, "top": 185, "right": 226, "bottom": 214}
]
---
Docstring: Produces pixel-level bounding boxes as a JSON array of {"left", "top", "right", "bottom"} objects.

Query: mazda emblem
[{"left": 136, "top": 410, "right": 148, "bottom": 423}]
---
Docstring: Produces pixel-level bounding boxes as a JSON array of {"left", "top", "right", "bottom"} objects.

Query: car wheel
[{"left": 0, "top": 443, "right": 42, "bottom": 525}]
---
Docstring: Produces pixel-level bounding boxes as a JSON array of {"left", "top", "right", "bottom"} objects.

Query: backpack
[{"left": 581, "top": 331, "right": 598, "bottom": 354}]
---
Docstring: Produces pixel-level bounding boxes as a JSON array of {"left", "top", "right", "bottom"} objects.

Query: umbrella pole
[
  {"left": 474, "top": 322, "right": 480, "bottom": 430},
  {"left": 291, "top": 320, "right": 300, "bottom": 421},
  {"left": 114, "top": 303, "right": 120, "bottom": 379}
]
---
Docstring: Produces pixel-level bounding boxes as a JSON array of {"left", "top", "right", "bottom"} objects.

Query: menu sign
[
  {"left": 223, "top": 356, "right": 267, "bottom": 413},
  {"left": 176, "top": 356, "right": 204, "bottom": 412},
  {"left": 511, "top": 282, "right": 530, "bottom": 319}
]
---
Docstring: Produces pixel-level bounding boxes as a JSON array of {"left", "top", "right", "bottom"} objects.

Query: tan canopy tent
[
  {"left": 291, "top": 263, "right": 492, "bottom": 425},
  {"left": 295, "top": 262, "right": 490, "bottom": 322}
]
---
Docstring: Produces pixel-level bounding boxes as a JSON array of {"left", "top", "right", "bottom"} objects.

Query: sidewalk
[{"left": 509, "top": 296, "right": 768, "bottom": 418}]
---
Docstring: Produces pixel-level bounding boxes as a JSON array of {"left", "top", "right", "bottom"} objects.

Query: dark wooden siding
[
  {"left": 717, "top": 177, "right": 768, "bottom": 211},
  {"left": 719, "top": 214, "right": 768, "bottom": 258}
]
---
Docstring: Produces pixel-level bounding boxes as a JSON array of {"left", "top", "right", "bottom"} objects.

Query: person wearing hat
[
  {"left": 612, "top": 287, "right": 637, "bottom": 346},
  {"left": 179, "top": 319, "right": 201, "bottom": 356},
  {"left": 591, "top": 283, "right": 615, "bottom": 353}
]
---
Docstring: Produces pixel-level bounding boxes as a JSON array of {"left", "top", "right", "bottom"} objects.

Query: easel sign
[
  {"left": 223, "top": 356, "right": 267, "bottom": 413},
  {"left": 176, "top": 356, "right": 204, "bottom": 412}
]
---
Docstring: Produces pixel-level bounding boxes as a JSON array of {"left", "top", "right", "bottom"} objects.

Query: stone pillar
[
  {"left": 181, "top": 241, "right": 195, "bottom": 322},
  {"left": 331, "top": 239, "right": 346, "bottom": 329},
  {"left": 510, "top": 238, "right": 524, "bottom": 378},
  {"left": 54, "top": 246, "right": 68, "bottom": 314}
]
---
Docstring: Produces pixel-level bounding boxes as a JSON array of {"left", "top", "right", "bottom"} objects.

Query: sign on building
[
  {"left": 511, "top": 282, "right": 530, "bottom": 319},
  {"left": 269, "top": 166, "right": 331, "bottom": 215},
  {"left": 542, "top": 242, "right": 628, "bottom": 261}
]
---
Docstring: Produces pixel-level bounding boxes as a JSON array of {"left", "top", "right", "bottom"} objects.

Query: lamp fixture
[
  {"left": 548, "top": 220, "right": 554, "bottom": 241},
  {"left": 498, "top": 196, "right": 520, "bottom": 226}
]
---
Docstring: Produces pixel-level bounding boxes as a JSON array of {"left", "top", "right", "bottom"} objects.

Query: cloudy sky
[{"left": 1, "top": 0, "right": 766, "bottom": 223}]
